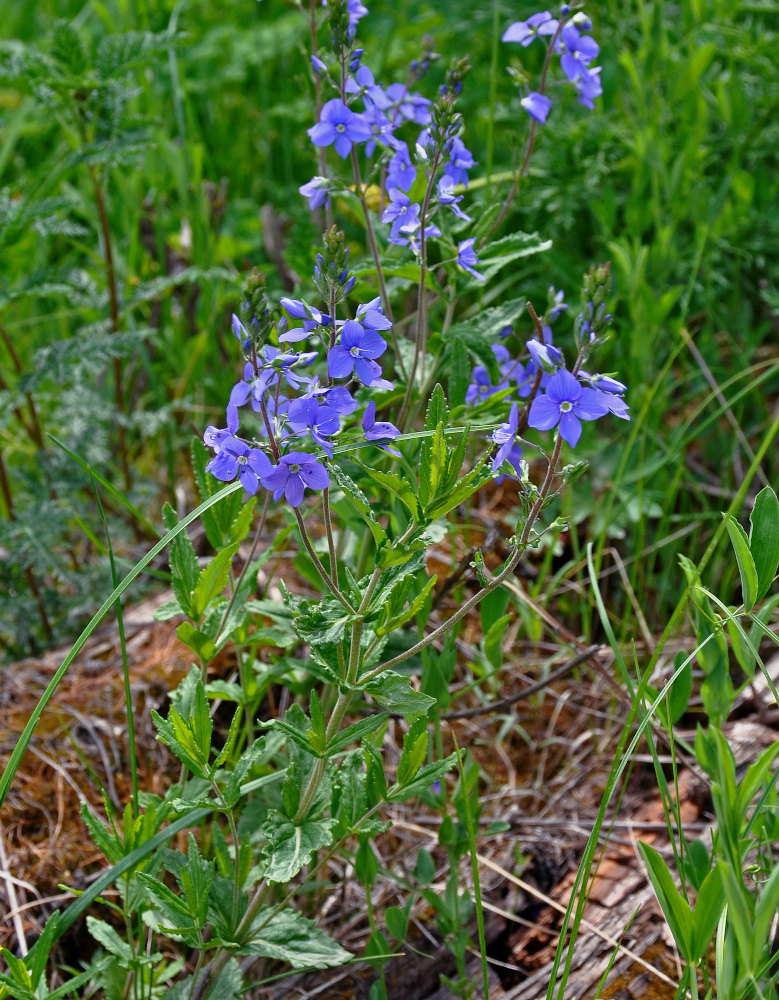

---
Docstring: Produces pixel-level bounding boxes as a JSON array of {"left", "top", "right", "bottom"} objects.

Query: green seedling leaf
[
  {"left": 684, "top": 838, "right": 711, "bottom": 891},
  {"left": 667, "top": 650, "right": 693, "bottom": 723},
  {"left": 690, "top": 865, "right": 725, "bottom": 961},
  {"left": 724, "top": 513, "right": 758, "bottom": 610},
  {"left": 416, "top": 846, "right": 436, "bottom": 884},
  {"left": 448, "top": 337, "right": 471, "bottom": 408},
  {"left": 749, "top": 486, "right": 779, "bottom": 602},
  {"left": 638, "top": 842, "right": 693, "bottom": 962}
]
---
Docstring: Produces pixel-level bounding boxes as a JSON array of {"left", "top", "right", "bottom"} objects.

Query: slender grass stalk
[
  {"left": 92, "top": 473, "right": 139, "bottom": 819},
  {"left": 453, "top": 734, "right": 489, "bottom": 1000},
  {"left": 0, "top": 481, "right": 243, "bottom": 812}
]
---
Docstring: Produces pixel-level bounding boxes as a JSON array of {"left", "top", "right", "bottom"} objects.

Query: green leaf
[
  {"left": 667, "top": 650, "right": 693, "bottom": 723},
  {"left": 87, "top": 916, "right": 135, "bottom": 963},
  {"left": 483, "top": 614, "right": 511, "bottom": 670},
  {"left": 240, "top": 907, "right": 351, "bottom": 968},
  {"left": 364, "top": 671, "right": 435, "bottom": 720},
  {"left": 448, "top": 337, "right": 471, "bottom": 408},
  {"left": 354, "top": 461, "right": 419, "bottom": 519},
  {"left": 377, "top": 573, "right": 437, "bottom": 636},
  {"left": 384, "top": 905, "right": 409, "bottom": 941},
  {"left": 387, "top": 752, "right": 460, "bottom": 803},
  {"left": 192, "top": 543, "right": 239, "bottom": 619},
  {"left": 749, "top": 486, "right": 779, "bottom": 602},
  {"left": 260, "top": 813, "right": 338, "bottom": 883},
  {"left": 638, "top": 842, "right": 693, "bottom": 961},
  {"left": 326, "top": 714, "right": 389, "bottom": 756},
  {"left": 690, "top": 865, "right": 725, "bottom": 961},
  {"left": 752, "top": 861, "right": 779, "bottom": 970},
  {"left": 724, "top": 513, "right": 759, "bottom": 610},
  {"left": 355, "top": 837, "right": 378, "bottom": 887},
  {"left": 329, "top": 464, "right": 387, "bottom": 546},
  {"left": 396, "top": 719, "right": 429, "bottom": 787},
  {"left": 162, "top": 503, "right": 199, "bottom": 617}
]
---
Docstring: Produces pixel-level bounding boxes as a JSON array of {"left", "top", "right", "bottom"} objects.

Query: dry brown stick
[{"left": 443, "top": 645, "right": 600, "bottom": 720}]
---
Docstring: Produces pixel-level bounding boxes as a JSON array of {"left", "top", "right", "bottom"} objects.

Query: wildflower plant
[{"left": 0, "top": 3, "right": 640, "bottom": 999}]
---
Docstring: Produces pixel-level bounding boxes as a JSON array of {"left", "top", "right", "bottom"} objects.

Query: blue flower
[
  {"left": 363, "top": 401, "right": 401, "bottom": 456},
  {"left": 502, "top": 11, "right": 558, "bottom": 45},
  {"left": 437, "top": 176, "right": 472, "bottom": 221},
  {"left": 456, "top": 238, "right": 485, "bottom": 281},
  {"left": 299, "top": 176, "right": 331, "bottom": 210},
  {"left": 520, "top": 92, "right": 551, "bottom": 123},
  {"left": 528, "top": 369, "right": 609, "bottom": 446},
  {"left": 260, "top": 451, "right": 330, "bottom": 507},
  {"left": 287, "top": 397, "right": 341, "bottom": 458},
  {"left": 526, "top": 338, "right": 564, "bottom": 374},
  {"left": 206, "top": 436, "right": 273, "bottom": 495},
  {"left": 443, "top": 137, "right": 476, "bottom": 187},
  {"left": 328, "top": 319, "right": 387, "bottom": 385},
  {"left": 386, "top": 142, "right": 416, "bottom": 191},
  {"left": 381, "top": 189, "right": 421, "bottom": 240},
  {"left": 492, "top": 402, "right": 521, "bottom": 473},
  {"left": 308, "top": 98, "right": 372, "bottom": 159}
]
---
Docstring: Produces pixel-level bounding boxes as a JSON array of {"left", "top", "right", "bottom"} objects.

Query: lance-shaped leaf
[
  {"left": 723, "top": 513, "right": 758, "bottom": 611},
  {"left": 749, "top": 486, "right": 779, "bottom": 603}
]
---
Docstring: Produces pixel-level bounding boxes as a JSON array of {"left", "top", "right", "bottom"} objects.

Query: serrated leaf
[
  {"left": 192, "top": 542, "right": 239, "bottom": 619},
  {"left": 162, "top": 503, "right": 199, "bottom": 617},
  {"left": 364, "top": 671, "right": 435, "bottom": 719},
  {"left": 329, "top": 464, "right": 387, "bottom": 545},
  {"left": 240, "top": 906, "right": 351, "bottom": 968},
  {"left": 354, "top": 461, "right": 418, "bottom": 519},
  {"left": 377, "top": 573, "right": 437, "bottom": 636},
  {"left": 724, "top": 513, "right": 759, "bottom": 610},
  {"left": 260, "top": 813, "right": 337, "bottom": 883},
  {"left": 425, "top": 451, "right": 493, "bottom": 521},
  {"left": 749, "top": 486, "right": 779, "bottom": 602}
]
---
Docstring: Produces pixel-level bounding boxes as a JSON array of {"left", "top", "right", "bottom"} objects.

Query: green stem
[
  {"left": 349, "top": 148, "right": 406, "bottom": 379},
  {"left": 293, "top": 507, "right": 356, "bottom": 613}
]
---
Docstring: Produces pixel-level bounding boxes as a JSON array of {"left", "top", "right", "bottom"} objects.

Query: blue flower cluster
[
  {"left": 203, "top": 259, "right": 401, "bottom": 507},
  {"left": 299, "top": 7, "right": 487, "bottom": 280},
  {"left": 503, "top": 7, "right": 602, "bottom": 123},
  {"left": 463, "top": 287, "right": 629, "bottom": 476}
]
